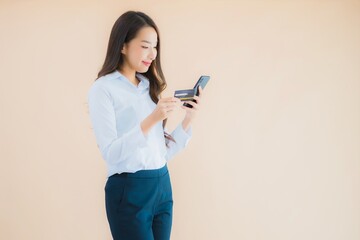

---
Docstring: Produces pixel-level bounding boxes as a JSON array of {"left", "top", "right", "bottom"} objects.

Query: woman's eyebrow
[{"left": 141, "top": 40, "right": 157, "bottom": 45}]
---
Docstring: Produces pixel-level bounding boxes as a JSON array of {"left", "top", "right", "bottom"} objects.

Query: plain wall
[{"left": 1, "top": 0, "right": 359, "bottom": 239}]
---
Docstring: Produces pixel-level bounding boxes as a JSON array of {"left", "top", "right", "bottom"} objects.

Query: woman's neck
[{"left": 118, "top": 67, "right": 140, "bottom": 87}]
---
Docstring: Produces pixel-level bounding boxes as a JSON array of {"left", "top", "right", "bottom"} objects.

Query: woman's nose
[{"left": 149, "top": 48, "right": 156, "bottom": 60}]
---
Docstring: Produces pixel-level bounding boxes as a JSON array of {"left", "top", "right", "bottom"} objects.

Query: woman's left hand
[{"left": 181, "top": 86, "right": 203, "bottom": 120}]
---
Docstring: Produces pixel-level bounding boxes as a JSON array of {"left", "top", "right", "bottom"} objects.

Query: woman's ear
[{"left": 121, "top": 43, "right": 127, "bottom": 55}]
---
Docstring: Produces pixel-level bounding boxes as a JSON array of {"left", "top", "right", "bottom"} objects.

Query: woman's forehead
[{"left": 136, "top": 27, "right": 158, "bottom": 44}]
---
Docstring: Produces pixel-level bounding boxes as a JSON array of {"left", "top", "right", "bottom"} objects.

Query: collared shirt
[{"left": 87, "top": 70, "right": 192, "bottom": 177}]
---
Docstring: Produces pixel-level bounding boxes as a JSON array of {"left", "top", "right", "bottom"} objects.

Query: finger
[
  {"left": 166, "top": 103, "right": 177, "bottom": 109},
  {"left": 167, "top": 105, "right": 179, "bottom": 113},
  {"left": 168, "top": 105, "right": 178, "bottom": 110},
  {"left": 181, "top": 105, "right": 196, "bottom": 112},
  {"left": 184, "top": 101, "right": 197, "bottom": 109},
  {"left": 174, "top": 98, "right": 182, "bottom": 105},
  {"left": 161, "top": 101, "right": 177, "bottom": 106},
  {"left": 169, "top": 102, "right": 181, "bottom": 108},
  {"left": 193, "top": 96, "right": 201, "bottom": 103},
  {"left": 161, "top": 97, "right": 180, "bottom": 103},
  {"left": 199, "top": 86, "right": 203, "bottom": 96},
  {"left": 185, "top": 100, "right": 196, "bottom": 105},
  {"left": 171, "top": 97, "right": 181, "bottom": 102},
  {"left": 162, "top": 97, "right": 175, "bottom": 100}
]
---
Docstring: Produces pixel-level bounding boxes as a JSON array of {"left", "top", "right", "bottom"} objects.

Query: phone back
[{"left": 194, "top": 75, "right": 210, "bottom": 95}]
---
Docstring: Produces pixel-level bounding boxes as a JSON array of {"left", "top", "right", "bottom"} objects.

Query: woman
[{"left": 87, "top": 11, "right": 203, "bottom": 240}]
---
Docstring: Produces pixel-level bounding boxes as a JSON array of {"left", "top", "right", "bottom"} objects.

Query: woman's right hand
[
  {"left": 151, "top": 97, "right": 181, "bottom": 122},
  {"left": 141, "top": 97, "right": 180, "bottom": 136}
]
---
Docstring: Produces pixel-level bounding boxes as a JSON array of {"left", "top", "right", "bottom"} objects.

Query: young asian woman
[{"left": 87, "top": 11, "right": 203, "bottom": 240}]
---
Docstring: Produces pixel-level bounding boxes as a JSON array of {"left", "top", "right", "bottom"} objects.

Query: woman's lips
[{"left": 142, "top": 61, "right": 151, "bottom": 67}]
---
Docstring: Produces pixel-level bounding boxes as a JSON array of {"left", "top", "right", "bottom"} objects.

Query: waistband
[{"left": 110, "top": 164, "right": 168, "bottom": 179}]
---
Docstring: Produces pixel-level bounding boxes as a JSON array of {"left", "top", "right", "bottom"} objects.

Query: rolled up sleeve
[{"left": 164, "top": 123, "right": 192, "bottom": 161}]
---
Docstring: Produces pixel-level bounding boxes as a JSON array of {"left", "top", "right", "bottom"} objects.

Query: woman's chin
[{"left": 137, "top": 67, "right": 150, "bottom": 73}]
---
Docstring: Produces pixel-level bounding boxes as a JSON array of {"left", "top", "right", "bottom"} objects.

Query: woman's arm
[
  {"left": 164, "top": 123, "right": 192, "bottom": 161},
  {"left": 164, "top": 86, "right": 204, "bottom": 161},
  {"left": 88, "top": 84, "right": 150, "bottom": 165},
  {"left": 182, "top": 116, "right": 192, "bottom": 132}
]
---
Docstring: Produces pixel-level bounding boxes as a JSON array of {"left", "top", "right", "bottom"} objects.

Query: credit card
[{"left": 174, "top": 89, "right": 195, "bottom": 101}]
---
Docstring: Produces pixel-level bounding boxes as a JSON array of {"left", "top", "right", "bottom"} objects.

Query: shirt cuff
[{"left": 171, "top": 123, "right": 192, "bottom": 148}]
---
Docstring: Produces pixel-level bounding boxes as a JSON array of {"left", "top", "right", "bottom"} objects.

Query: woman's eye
[{"left": 142, "top": 46, "right": 157, "bottom": 49}]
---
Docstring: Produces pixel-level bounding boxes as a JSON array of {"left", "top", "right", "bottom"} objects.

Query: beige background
[{"left": 1, "top": 0, "right": 359, "bottom": 239}]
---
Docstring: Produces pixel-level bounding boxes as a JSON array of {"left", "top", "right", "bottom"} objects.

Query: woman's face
[{"left": 121, "top": 26, "right": 158, "bottom": 73}]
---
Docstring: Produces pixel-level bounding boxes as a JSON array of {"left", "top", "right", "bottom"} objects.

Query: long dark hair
[{"left": 96, "top": 11, "right": 176, "bottom": 147}]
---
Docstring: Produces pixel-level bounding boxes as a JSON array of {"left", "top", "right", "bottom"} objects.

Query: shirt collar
[
  {"left": 107, "top": 70, "right": 150, "bottom": 90},
  {"left": 135, "top": 73, "right": 150, "bottom": 89}
]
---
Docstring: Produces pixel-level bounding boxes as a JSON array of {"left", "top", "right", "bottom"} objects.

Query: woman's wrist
[{"left": 182, "top": 116, "right": 192, "bottom": 132}]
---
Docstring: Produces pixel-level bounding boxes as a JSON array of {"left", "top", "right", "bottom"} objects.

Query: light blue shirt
[{"left": 87, "top": 70, "right": 192, "bottom": 177}]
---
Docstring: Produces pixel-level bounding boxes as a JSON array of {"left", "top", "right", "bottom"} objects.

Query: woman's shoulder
[
  {"left": 90, "top": 71, "right": 119, "bottom": 89},
  {"left": 87, "top": 72, "right": 117, "bottom": 99}
]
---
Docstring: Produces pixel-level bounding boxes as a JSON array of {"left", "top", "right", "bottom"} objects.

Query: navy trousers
[{"left": 105, "top": 165, "right": 173, "bottom": 240}]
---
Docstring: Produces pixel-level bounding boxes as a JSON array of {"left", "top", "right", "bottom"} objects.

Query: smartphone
[{"left": 183, "top": 75, "right": 210, "bottom": 108}]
